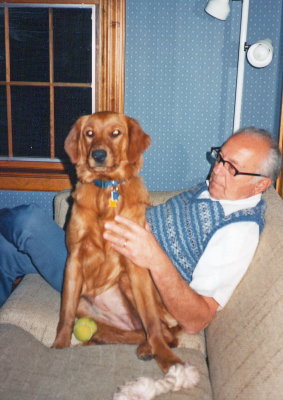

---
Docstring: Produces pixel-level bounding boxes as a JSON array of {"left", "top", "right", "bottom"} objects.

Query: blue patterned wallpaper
[
  {"left": 125, "top": 0, "right": 283, "bottom": 190},
  {"left": 242, "top": 0, "right": 283, "bottom": 138},
  {"left": 0, "top": 190, "right": 56, "bottom": 218},
  {"left": 0, "top": 0, "right": 282, "bottom": 212}
]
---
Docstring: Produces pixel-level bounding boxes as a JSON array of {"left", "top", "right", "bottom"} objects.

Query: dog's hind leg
[
  {"left": 126, "top": 264, "right": 184, "bottom": 372},
  {"left": 81, "top": 321, "right": 146, "bottom": 345}
]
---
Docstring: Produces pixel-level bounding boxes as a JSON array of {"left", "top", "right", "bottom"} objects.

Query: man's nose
[{"left": 213, "top": 161, "right": 225, "bottom": 175}]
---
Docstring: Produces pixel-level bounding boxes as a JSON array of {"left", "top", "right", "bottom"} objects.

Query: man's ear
[{"left": 254, "top": 177, "right": 272, "bottom": 194}]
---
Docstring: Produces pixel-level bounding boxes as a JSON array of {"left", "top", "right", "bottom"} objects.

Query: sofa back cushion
[{"left": 206, "top": 187, "right": 283, "bottom": 400}]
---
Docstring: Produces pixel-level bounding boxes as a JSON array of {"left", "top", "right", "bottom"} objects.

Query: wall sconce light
[
  {"left": 245, "top": 39, "right": 274, "bottom": 68},
  {"left": 205, "top": 0, "right": 230, "bottom": 20}
]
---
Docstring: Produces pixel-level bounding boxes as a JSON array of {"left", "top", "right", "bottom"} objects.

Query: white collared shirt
[{"left": 190, "top": 184, "right": 262, "bottom": 309}]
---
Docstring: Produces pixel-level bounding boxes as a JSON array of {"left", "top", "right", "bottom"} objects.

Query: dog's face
[{"left": 64, "top": 112, "right": 151, "bottom": 182}]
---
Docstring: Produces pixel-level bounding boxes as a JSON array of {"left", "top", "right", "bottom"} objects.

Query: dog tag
[{"left": 109, "top": 189, "right": 120, "bottom": 207}]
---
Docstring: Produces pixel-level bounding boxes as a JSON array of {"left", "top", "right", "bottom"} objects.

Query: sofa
[{"left": 0, "top": 185, "right": 282, "bottom": 400}]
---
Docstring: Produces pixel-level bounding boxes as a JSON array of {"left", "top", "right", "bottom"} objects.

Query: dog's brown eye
[
  {"left": 111, "top": 129, "right": 121, "bottom": 137},
  {"left": 86, "top": 130, "right": 94, "bottom": 138}
]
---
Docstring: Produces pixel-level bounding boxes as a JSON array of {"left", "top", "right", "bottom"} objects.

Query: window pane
[
  {"left": 12, "top": 86, "right": 50, "bottom": 157},
  {"left": 0, "top": 86, "right": 8, "bottom": 156},
  {"left": 53, "top": 9, "right": 92, "bottom": 83},
  {"left": 0, "top": 9, "right": 5, "bottom": 81},
  {"left": 9, "top": 8, "right": 49, "bottom": 82},
  {"left": 54, "top": 87, "right": 92, "bottom": 159},
  {"left": 0, "top": 6, "right": 95, "bottom": 161}
]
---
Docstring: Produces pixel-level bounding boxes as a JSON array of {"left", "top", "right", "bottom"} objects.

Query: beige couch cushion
[
  {"left": 0, "top": 274, "right": 206, "bottom": 356},
  {"left": 206, "top": 187, "right": 283, "bottom": 400},
  {"left": 0, "top": 323, "right": 213, "bottom": 400},
  {"left": 0, "top": 274, "right": 75, "bottom": 347},
  {"left": 0, "top": 273, "right": 211, "bottom": 399},
  {"left": 0, "top": 186, "right": 206, "bottom": 353}
]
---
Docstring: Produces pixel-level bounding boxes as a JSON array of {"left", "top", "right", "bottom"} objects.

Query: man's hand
[
  {"left": 104, "top": 215, "right": 165, "bottom": 270},
  {"left": 103, "top": 215, "right": 219, "bottom": 334}
]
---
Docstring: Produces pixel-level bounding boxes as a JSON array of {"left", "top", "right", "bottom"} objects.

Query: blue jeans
[{"left": 0, "top": 204, "right": 67, "bottom": 307}]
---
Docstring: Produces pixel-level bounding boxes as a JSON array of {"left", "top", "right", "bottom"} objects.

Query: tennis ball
[{"left": 73, "top": 317, "right": 98, "bottom": 342}]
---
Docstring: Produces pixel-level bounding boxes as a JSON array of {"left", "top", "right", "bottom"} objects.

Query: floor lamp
[{"left": 205, "top": 0, "right": 273, "bottom": 132}]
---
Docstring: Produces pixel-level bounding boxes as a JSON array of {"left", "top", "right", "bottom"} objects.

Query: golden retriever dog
[{"left": 52, "top": 111, "right": 183, "bottom": 372}]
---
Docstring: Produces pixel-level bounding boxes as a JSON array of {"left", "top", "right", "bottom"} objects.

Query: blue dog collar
[
  {"left": 93, "top": 179, "right": 125, "bottom": 208},
  {"left": 93, "top": 179, "right": 121, "bottom": 189}
]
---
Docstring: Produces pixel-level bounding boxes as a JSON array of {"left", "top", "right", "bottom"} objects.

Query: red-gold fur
[{"left": 52, "top": 111, "right": 183, "bottom": 372}]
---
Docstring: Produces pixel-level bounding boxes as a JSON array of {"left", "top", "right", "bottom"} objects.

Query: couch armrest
[
  {"left": 53, "top": 189, "right": 72, "bottom": 228},
  {"left": 206, "top": 186, "right": 283, "bottom": 400}
]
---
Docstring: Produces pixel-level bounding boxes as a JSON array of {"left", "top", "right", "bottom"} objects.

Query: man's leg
[
  {"left": 0, "top": 233, "right": 39, "bottom": 306},
  {"left": 0, "top": 204, "right": 67, "bottom": 306}
]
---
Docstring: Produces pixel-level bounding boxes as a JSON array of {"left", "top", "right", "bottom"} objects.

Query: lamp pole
[{"left": 233, "top": 0, "right": 250, "bottom": 132}]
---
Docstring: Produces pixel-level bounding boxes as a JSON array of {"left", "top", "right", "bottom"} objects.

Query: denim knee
[
  {"left": 0, "top": 204, "right": 51, "bottom": 252},
  {"left": 0, "top": 232, "right": 38, "bottom": 306},
  {"left": 12, "top": 203, "right": 49, "bottom": 232},
  {"left": 0, "top": 204, "right": 66, "bottom": 294}
]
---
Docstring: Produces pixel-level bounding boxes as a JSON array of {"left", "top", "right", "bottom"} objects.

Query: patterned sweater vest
[{"left": 146, "top": 182, "right": 266, "bottom": 283}]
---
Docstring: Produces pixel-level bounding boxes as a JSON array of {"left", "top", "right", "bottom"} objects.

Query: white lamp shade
[
  {"left": 247, "top": 39, "right": 274, "bottom": 68},
  {"left": 205, "top": 0, "right": 231, "bottom": 21}
]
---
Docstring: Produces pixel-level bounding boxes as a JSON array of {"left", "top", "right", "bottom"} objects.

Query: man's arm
[
  {"left": 104, "top": 215, "right": 219, "bottom": 334},
  {"left": 148, "top": 251, "right": 219, "bottom": 333}
]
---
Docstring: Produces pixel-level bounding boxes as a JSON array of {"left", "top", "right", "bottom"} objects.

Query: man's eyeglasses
[{"left": 210, "top": 147, "right": 267, "bottom": 177}]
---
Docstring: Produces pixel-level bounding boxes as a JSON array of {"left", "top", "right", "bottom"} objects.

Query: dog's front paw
[
  {"left": 52, "top": 331, "right": 72, "bottom": 349},
  {"left": 52, "top": 338, "right": 71, "bottom": 349}
]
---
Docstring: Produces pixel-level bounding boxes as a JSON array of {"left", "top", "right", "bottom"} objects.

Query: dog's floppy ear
[
  {"left": 126, "top": 117, "right": 151, "bottom": 163},
  {"left": 64, "top": 115, "right": 89, "bottom": 164}
]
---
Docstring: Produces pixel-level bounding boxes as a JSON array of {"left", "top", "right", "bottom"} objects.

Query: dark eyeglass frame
[{"left": 210, "top": 147, "right": 268, "bottom": 178}]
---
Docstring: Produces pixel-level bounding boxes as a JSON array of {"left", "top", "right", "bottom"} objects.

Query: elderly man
[
  {"left": 103, "top": 127, "right": 281, "bottom": 333},
  {"left": 0, "top": 127, "right": 281, "bottom": 336}
]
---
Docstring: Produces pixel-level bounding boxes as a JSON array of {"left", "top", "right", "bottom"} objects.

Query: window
[{"left": 0, "top": 0, "right": 125, "bottom": 191}]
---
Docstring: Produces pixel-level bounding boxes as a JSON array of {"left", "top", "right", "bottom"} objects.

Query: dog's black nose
[{"left": 92, "top": 149, "right": 107, "bottom": 163}]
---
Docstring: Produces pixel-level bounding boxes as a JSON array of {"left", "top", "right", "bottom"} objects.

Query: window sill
[{"left": 0, "top": 160, "right": 74, "bottom": 192}]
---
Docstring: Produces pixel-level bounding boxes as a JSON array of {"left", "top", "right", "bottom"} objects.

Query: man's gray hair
[{"left": 233, "top": 126, "right": 282, "bottom": 182}]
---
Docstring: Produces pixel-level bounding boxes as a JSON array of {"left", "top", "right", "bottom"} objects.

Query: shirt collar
[{"left": 201, "top": 180, "right": 262, "bottom": 207}]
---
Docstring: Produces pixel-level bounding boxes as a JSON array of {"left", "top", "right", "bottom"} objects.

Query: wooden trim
[
  {"left": 1, "top": 1, "right": 100, "bottom": 5},
  {"left": 96, "top": 0, "right": 125, "bottom": 113},
  {"left": 0, "top": 160, "right": 75, "bottom": 191},
  {"left": 0, "top": 174, "right": 72, "bottom": 192},
  {"left": 4, "top": 8, "right": 13, "bottom": 157},
  {"left": 276, "top": 92, "right": 283, "bottom": 198},
  {"left": 0, "top": 0, "right": 125, "bottom": 192}
]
